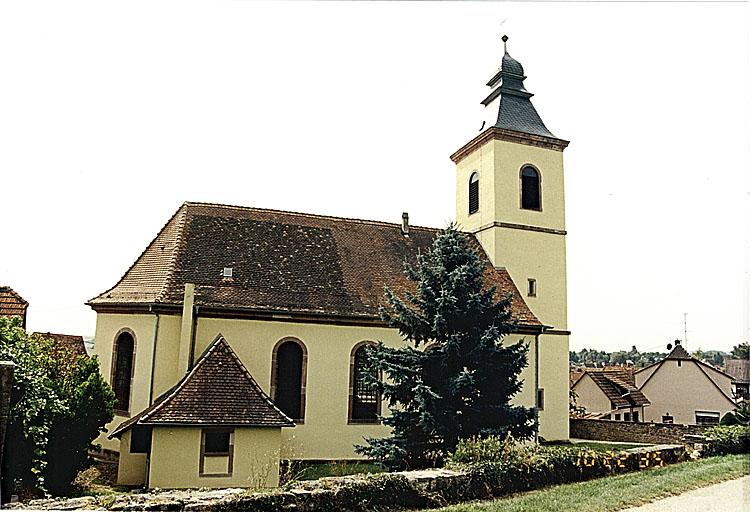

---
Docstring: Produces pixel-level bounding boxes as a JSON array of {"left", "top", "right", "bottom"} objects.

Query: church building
[{"left": 89, "top": 37, "right": 571, "bottom": 489}]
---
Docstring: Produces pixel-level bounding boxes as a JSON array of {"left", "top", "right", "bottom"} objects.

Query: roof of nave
[
  {"left": 88, "top": 201, "right": 542, "bottom": 328},
  {"left": 110, "top": 334, "right": 294, "bottom": 438}
]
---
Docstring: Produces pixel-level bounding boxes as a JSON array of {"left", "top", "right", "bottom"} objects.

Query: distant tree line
[{"left": 570, "top": 345, "right": 731, "bottom": 368}]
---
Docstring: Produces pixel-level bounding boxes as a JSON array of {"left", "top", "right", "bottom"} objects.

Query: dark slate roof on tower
[
  {"left": 89, "top": 202, "right": 542, "bottom": 328},
  {"left": 110, "top": 335, "right": 294, "bottom": 438},
  {"left": 481, "top": 36, "right": 557, "bottom": 139}
]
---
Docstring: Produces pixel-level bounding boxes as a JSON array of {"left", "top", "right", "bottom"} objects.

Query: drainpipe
[
  {"left": 534, "top": 333, "right": 540, "bottom": 444},
  {"left": 177, "top": 284, "right": 195, "bottom": 376},
  {"left": 148, "top": 306, "right": 160, "bottom": 406},
  {"left": 188, "top": 306, "right": 200, "bottom": 370}
]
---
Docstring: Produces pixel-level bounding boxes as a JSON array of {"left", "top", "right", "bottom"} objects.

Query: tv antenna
[{"left": 683, "top": 313, "right": 688, "bottom": 350}]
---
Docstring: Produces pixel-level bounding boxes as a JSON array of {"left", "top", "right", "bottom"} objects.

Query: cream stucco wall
[
  {"left": 116, "top": 430, "right": 148, "bottom": 486},
  {"left": 636, "top": 360, "right": 736, "bottom": 424},
  {"left": 148, "top": 427, "right": 281, "bottom": 489},
  {"left": 95, "top": 311, "right": 565, "bottom": 465},
  {"left": 572, "top": 373, "right": 611, "bottom": 415}
]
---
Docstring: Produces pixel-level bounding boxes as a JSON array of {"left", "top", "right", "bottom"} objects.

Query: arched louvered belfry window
[
  {"left": 271, "top": 338, "right": 307, "bottom": 422},
  {"left": 348, "top": 342, "right": 380, "bottom": 423},
  {"left": 468, "top": 172, "right": 479, "bottom": 215},
  {"left": 111, "top": 330, "right": 135, "bottom": 414},
  {"left": 520, "top": 166, "right": 541, "bottom": 211}
]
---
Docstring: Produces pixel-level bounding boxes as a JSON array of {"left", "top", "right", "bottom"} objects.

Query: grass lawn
[
  {"left": 432, "top": 454, "right": 748, "bottom": 512},
  {"left": 569, "top": 442, "right": 651, "bottom": 452},
  {"left": 293, "top": 461, "right": 386, "bottom": 481}
]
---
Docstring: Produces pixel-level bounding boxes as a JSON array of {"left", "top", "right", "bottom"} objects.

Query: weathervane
[{"left": 502, "top": 34, "right": 508, "bottom": 53}]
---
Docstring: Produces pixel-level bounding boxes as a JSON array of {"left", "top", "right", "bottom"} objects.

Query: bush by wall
[{"left": 704, "top": 425, "right": 750, "bottom": 455}]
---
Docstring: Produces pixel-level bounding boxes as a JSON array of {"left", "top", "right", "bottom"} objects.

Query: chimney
[{"left": 401, "top": 212, "right": 409, "bottom": 236}]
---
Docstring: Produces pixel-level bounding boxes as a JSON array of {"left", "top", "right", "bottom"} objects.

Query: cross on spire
[{"left": 502, "top": 34, "right": 509, "bottom": 54}]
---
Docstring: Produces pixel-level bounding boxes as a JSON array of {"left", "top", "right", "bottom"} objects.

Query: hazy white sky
[{"left": 0, "top": 1, "right": 747, "bottom": 353}]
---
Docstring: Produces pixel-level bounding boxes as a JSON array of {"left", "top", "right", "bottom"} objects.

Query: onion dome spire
[{"left": 480, "top": 35, "right": 556, "bottom": 138}]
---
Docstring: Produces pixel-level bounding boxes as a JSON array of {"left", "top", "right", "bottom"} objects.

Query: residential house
[
  {"left": 571, "top": 369, "right": 650, "bottom": 422},
  {"left": 721, "top": 358, "right": 749, "bottom": 401},
  {"left": 0, "top": 286, "right": 28, "bottom": 329},
  {"left": 634, "top": 342, "right": 736, "bottom": 425}
]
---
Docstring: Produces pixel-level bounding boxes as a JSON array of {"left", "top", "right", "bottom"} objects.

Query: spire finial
[{"left": 501, "top": 34, "right": 509, "bottom": 53}]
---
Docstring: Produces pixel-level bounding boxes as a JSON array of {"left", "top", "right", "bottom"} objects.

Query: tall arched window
[
  {"left": 348, "top": 342, "right": 380, "bottom": 423},
  {"left": 111, "top": 330, "right": 135, "bottom": 414},
  {"left": 520, "top": 166, "right": 541, "bottom": 210},
  {"left": 271, "top": 338, "right": 307, "bottom": 422},
  {"left": 468, "top": 172, "right": 479, "bottom": 215}
]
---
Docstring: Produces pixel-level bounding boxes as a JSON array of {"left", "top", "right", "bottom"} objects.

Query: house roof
[
  {"left": 726, "top": 359, "right": 750, "bottom": 384},
  {"left": 581, "top": 369, "right": 650, "bottom": 409},
  {"left": 110, "top": 335, "right": 294, "bottom": 438},
  {"left": 0, "top": 286, "right": 28, "bottom": 320},
  {"left": 33, "top": 332, "right": 87, "bottom": 357},
  {"left": 88, "top": 202, "right": 542, "bottom": 328},
  {"left": 665, "top": 343, "right": 691, "bottom": 360}
]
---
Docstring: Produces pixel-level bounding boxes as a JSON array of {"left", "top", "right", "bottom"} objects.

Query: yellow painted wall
[
  {"left": 91, "top": 312, "right": 159, "bottom": 452},
  {"left": 148, "top": 427, "right": 281, "bottom": 489},
  {"left": 116, "top": 430, "right": 148, "bottom": 486},
  {"left": 636, "top": 360, "right": 736, "bottom": 424},
  {"left": 537, "top": 333, "right": 569, "bottom": 440}
]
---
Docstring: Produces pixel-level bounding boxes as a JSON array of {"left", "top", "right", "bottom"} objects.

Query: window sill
[
  {"left": 348, "top": 419, "right": 382, "bottom": 425},
  {"left": 199, "top": 473, "right": 233, "bottom": 478}
]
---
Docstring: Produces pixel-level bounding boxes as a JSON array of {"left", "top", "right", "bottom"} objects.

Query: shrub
[
  {"left": 704, "top": 425, "right": 750, "bottom": 454},
  {"left": 0, "top": 317, "right": 115, "bottom": 498}
]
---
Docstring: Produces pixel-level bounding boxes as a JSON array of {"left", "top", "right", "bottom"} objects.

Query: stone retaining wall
[{"left": 571, "top": 418, "right": 709, "bottom": 444}]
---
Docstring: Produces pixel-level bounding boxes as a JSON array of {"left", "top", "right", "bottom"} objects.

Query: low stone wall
[
  {"left": 12, "top": 444, "right": 688, "bottom": 511},
  {"left": 571, "top": 419, "right": 709, "bottom": 444}
]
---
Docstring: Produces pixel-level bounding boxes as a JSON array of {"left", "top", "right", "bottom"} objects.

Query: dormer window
[
  {"left": 468, "top": 172, "right": 479, "bottom": 215},
  {"left": 520, "top": 166, "right": 541, "bottom": 211}
]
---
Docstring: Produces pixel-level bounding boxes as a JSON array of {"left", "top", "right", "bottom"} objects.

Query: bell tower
[{"left": 452, "top": 36, "right": 570, "bottom": 440}]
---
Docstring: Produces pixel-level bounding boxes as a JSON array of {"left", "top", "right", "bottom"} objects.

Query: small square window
[
  {"left": 204, "top": 431, "right": 231, "bottom": 454},
  {"left": 536, "top": 388, "right": 545, "bottom": 411},
  {"left": 662, "top": 415, "right": 674, "bottom": 424},
  {"left": 527, "top": 279, "right": 537, "bottom": 297},
  {"left": 624, "top": 412, "right": 631, "bottom": 422},
  {"left": 222, "top": 267, "right": 233, "bottom": 278},
  {"left": 614, "top": 413, "right": 621, "bottom": 421}
]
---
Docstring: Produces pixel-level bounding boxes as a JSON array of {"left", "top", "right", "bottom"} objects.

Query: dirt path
[{"left": 620, "top": 475, "right": 750, "bottom": 512}]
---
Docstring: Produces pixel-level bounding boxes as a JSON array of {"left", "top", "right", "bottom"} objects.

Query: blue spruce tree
[{"left": 357, "top": 226, "right": 536, "bottom": 468}]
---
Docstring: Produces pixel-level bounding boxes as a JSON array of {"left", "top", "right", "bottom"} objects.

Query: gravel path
[{"left": 620, "top": 475, "right": 750, "bottom": 512}]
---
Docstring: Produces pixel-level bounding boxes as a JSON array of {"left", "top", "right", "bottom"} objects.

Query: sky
[{"left": 0, "top": 1, "right": 747, "bottom": 354}]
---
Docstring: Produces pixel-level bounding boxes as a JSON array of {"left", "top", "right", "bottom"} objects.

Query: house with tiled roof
[
  {"left": 33, "top": 332, "right": 88, "bottom": 357},
  {"left": 571, "top": 368, "right": 651, "bottom": 422},
  {"left": 725, "top": 358, "right": 750, "bottom": 400},
  {"left": 634, "top": 341, "right": 737, "bottom": 425},
  {"left": 89, "top": 37, "right": 572, "bottom": 489},
  {"left": 0, "top": 286, "right": 28, "bottom": 329}
]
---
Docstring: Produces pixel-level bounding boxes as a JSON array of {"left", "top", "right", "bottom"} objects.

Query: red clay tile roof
[
  {"left": 0, "top": 286, "right": 28, "bottom": 322},
  {"left": 33, "top": 332, "right": 87, "bottom": 357},
  {"left": 89, "top": 202, "right": 541, "bottom": 327},
  {"left": 111, "top": 335, "right": 294, "bottom": 438},
  {"left": 583, "top": 369, "right": 650, "bottom": 408}
]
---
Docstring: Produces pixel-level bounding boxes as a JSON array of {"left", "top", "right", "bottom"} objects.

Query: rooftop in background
[
  {"left": 88, "top": 202, "right": 542, "bottom": 329},
  {"left": 0, "top": 286, "right": 28, "bottom": 329},
  {"left": 725, "top": 359, "right": 750, "bottom": 384},
  {"left": 33, "top": 332, "right": 87, "bottom": 357},
  {"left": 580, "top": 368, "right": 650, "bottom": 408}
]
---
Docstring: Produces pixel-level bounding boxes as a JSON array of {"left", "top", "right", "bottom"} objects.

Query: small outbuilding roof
[
  {"left": 725, "top": 359, "right": 750, "bottom": 385},
  {"left": 110, "top": 335, "right": 294, "bottom": 438}
]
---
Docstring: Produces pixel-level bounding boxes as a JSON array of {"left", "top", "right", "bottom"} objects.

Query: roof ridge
[{"left": 183, "top": 201, "right": 441, "bottom": 232}]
